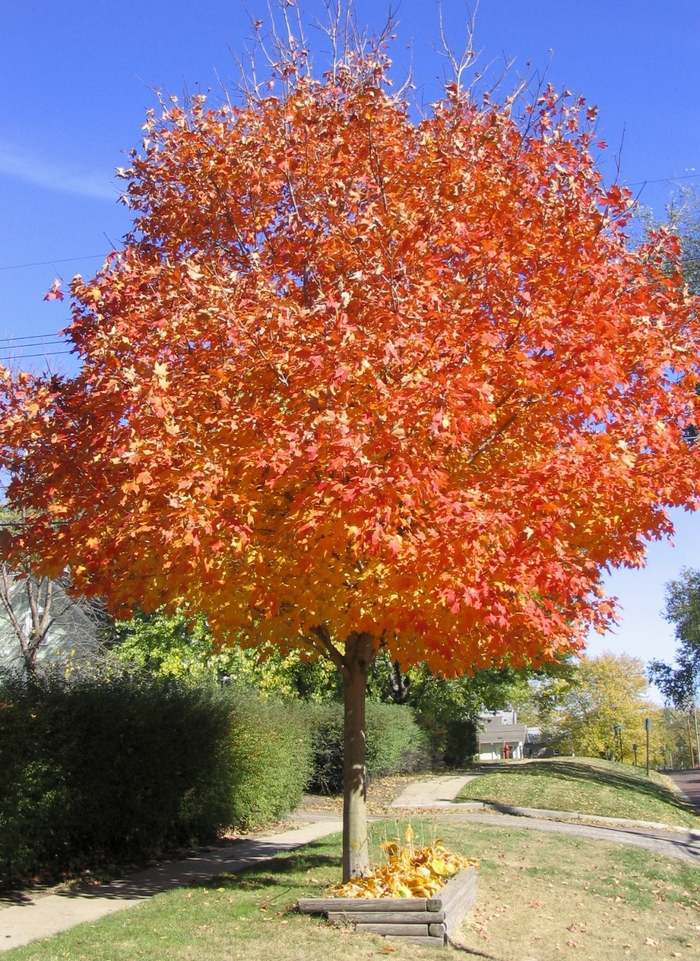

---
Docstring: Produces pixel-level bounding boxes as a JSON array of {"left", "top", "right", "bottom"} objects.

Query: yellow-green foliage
[
  {"left": 521, "top": 653, "right": 666, "bottom": 764},
  {"left": 107, "top": 608, "right": 340, "bottom": 700}
]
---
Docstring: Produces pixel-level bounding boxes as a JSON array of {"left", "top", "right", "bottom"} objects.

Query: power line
[
  {"left": 627, "top": 173, "right": 699, "bottom": 188},
  {"left": 0, "top": 350, "right": 73, "bottom": 360},
  {"left": 0, "top": 254, "right": 109, "bottom": 272},
  {"left": 0, "top": 172, "right": 693, "bottom": 273},
  {"left": 0, "top": 335, "right": 65, "bottom": 346}
]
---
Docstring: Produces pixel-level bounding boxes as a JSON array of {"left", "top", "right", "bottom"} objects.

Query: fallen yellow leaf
[{"left": 327, "top": 842, "right": 479, "bottom": 899}]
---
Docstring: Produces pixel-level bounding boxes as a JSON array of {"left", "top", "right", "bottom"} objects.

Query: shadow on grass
[
  {"left": 450, "top": 947, "right": 508, "bottom": 960},
  {"left": 28, "top": 841, "right": 342, "bottom": 904},
  {"left": 472, "top": 760, "right": 696, "bottom": 816},
  {"left": 209, "top": 851, "right": 341, "bottom": 888}
]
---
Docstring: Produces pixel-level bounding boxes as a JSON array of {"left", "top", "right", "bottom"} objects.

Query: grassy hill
[{"left": 455, "top": 757, "right": 698, "bottom": 827}]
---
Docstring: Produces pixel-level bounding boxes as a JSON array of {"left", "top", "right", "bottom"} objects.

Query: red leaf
[{"left": 43, "top": 279, "right": 64, "bottom": 302}]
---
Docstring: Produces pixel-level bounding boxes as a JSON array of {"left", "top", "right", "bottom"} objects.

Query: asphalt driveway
[{"left": 666, "top": 768, "right": 700, "bottom": 813}]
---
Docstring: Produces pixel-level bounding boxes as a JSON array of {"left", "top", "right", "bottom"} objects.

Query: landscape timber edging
[{"left": 297, "top": 865, "right": 478, "bottom": 947}]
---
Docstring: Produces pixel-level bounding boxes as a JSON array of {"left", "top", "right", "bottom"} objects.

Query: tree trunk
[
  {"left": 343, "top": 664, "right": 368, "bottom": 880},
  {"left": 341, "top": 631, "right": 376, "bottom": 881},
  {"left": 309, "top": 626, "right": 378, "bottom": 882}
]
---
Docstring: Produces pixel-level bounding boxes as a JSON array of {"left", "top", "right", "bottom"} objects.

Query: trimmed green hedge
[
  {"left": 308, "top": 700, "right": 430, "bottom": 794},
  {"left": 227, "top": 691, "right": 311, "bottom": 830},
  {"left": 0, "top": 672, "right": 312, "bottom": 885},
  {"left": 0, "top": 669, "right": 429, "bottom": 885}
]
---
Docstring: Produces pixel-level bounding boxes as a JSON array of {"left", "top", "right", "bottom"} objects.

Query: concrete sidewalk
[
  {"left": 457, "top": 811, "right": 700, "bottom": 866},
  {"left": 391, "top": 768, "right": 700, "bottom": 835},
  {"left": 391, "top": 772, "right": 699, "bottom": 865},
  {"left": 0, "top": 818, "right": 342, "bottom": 953},
  {"left": 391, "top": 773, "right": 481, "bottom": 808}
]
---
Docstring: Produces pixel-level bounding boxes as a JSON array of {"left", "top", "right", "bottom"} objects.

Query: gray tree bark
[
  {"left": 342, "top": 644, "right": 370, "bottom": 880},
  {"left": 310, "top": 625, "right": 379, "bottom": 881}
]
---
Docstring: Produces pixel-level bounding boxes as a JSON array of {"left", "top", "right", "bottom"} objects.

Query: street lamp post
[
  {"left": 644, "top": 718, "right": 652, "bottom": 776},
  {"left": 613, "top": 724, "right": 624, "bottom": 762}
]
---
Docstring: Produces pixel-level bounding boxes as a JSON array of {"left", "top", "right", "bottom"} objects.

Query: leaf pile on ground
[{"left": 328, "top": 826, "right": 478, "bottom": 899}]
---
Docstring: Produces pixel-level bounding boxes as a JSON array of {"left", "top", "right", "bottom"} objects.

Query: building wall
[
  {"left": 478, "top": 740, "right": 525, "bottom": 761},
  {"left": 0, "top": 574, "right": 98, "bottom": 673},
  {"left": 477, "top": 711, "right": 528, "bottom": 761}
]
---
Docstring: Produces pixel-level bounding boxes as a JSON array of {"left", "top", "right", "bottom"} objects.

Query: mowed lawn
[
  {"left": 456, "top": 757, "right": 699, "bottom": 827},
  {"left": 4, "top": 821, "right": 699, "bottom": 961}
]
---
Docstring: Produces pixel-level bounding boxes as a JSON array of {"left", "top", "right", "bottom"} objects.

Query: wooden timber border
[{"left": 298, "top": 866, "right": 478, "bottom": 948}]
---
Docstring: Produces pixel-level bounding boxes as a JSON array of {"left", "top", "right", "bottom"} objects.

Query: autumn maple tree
[{"left": 1, "top": 41, "right": 699, "bottom": 878}]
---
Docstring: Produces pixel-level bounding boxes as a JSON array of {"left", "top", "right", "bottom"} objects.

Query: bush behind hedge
[
  {"left": 308, "top": 700, "right": 430, "bottom": 794},
  {"left": 226, "top": 689, "right": 311, "bottom": 830}
]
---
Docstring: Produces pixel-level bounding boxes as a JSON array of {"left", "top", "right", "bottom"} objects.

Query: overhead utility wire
[
  {"left": 0, "top": 172, "right": 695, "bottom": 273},
  {"left": 627, "top": 173, "right": 700, "bottom": 187},
  {"left": 0, "top": 350, "right": 73, "bottom": 360},
  {"left": 0, "top": 254, "right": 108, "bottom": 272},
  {"left": 0, "top": 338, "right": 67, "bottom": 353},
  {"left": 0, "top": 334, "right": 65, "bottom": 345}
]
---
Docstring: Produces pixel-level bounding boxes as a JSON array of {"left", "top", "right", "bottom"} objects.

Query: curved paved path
[
  {"left": 389, "top": 768, "right": 700, "bottom": 866},
  {"left": 439, "top": 811, "right": 700, "bottom": 866}
]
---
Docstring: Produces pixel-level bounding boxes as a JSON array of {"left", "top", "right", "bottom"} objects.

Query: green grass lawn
[
  {"left": 4, "top": 820, "right": 699, "bottom": 961},
  {"left": 455, "top": 756, "right": 699, "bottom": 827}
]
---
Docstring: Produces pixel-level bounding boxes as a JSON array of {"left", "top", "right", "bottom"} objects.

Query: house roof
[{"left": 478, "top": 722, "right": 529, "bottom": 743}]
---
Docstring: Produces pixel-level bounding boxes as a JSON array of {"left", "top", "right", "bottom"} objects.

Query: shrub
[
  {"left": 0, "top": 670, "right": 235, "bottom": 884},
  {"left": 443, "top": 718, "right": 478, "bottom": 767},
  {"left": 225, "top": 688, "right": 312, "bottom": 830},
  {"left": 0, "top": 671, "right": 312, "bottom": 885},
  {"left": 308, "top": 701, "right": 429, "bottom": 794}
]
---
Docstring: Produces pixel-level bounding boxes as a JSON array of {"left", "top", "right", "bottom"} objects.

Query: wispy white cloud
[{"left": 0, "top": 143, "right": 116, "bottom": 201}]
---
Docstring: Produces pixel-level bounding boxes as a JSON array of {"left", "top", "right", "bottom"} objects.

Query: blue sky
[{"left": 1, "top": 1, "right": 699, "bottom": 693}]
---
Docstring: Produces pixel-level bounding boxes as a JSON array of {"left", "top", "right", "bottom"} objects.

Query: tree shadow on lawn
[
  {"left": 39, "top": 844, "right": 342, "bottom": 904},
  {"left": 475, "top": 760, "right": 696, "bottom": 816},
  {"left": 208, "top": 850, "right": 342, "bottom": 891}
]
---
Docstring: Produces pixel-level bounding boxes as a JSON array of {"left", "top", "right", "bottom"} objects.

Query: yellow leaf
[
  {"left": 327, "top": 843, "right": 479, "bottom": 901},
  {"left": 411, "top": 886, "right": 433, "bottom": 898}
]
